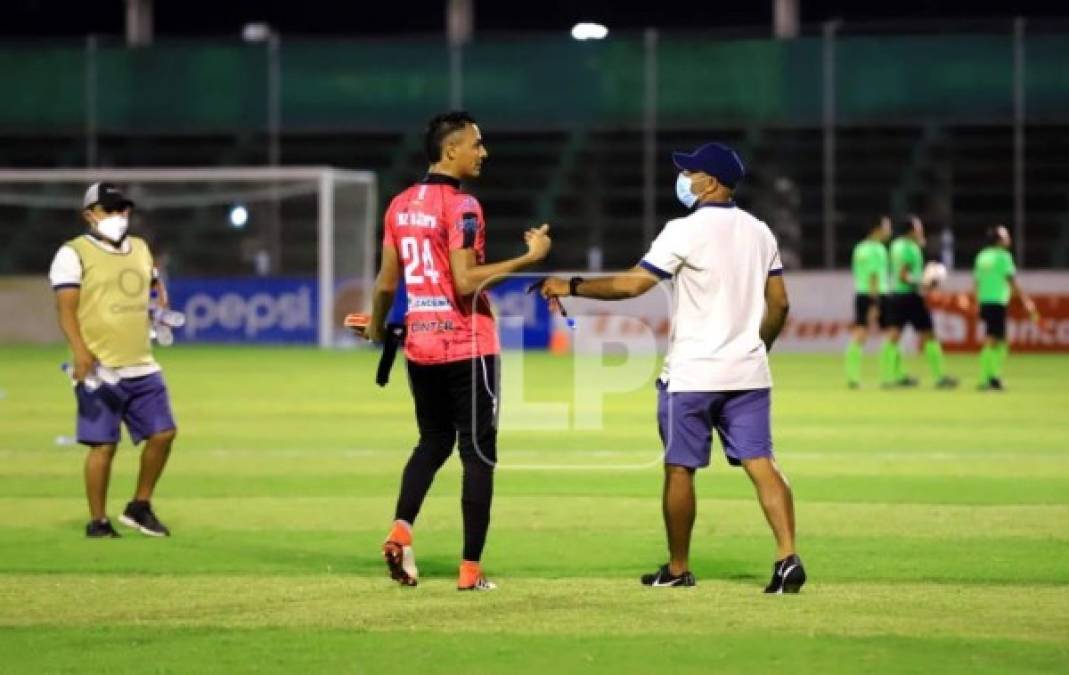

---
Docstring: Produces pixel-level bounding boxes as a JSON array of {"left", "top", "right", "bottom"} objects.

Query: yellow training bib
[{"left": 66, "top": 235, "right": 156, "bottom": 369}]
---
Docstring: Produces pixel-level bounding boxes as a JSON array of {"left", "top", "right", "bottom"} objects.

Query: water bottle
[
  {"left": 157, "top": 309, "right": 186, "bottom": 328},
  {"left": 60, "top": 363, "right": 119, "bottom": 392},
  {"left": 150, "top": 307, "right": 185, "bottom": 346},
  {"left": 155, "top": 324, "right": 174, "bottom": 346},
  {"left": 62, "top": 362, "right": 100, "bottom": 391}
]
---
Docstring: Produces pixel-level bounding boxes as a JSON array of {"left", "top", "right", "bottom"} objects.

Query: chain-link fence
[{"left": 1, "top": 20, "right": 1067, "bottom": 270}]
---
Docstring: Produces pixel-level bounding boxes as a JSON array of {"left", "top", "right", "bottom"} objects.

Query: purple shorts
[
  {"left": 656, "top": 380, "right": 773, "bottom": 469},
  {"left": 74, "top": 372, "right": 177, "bottom": 446}
]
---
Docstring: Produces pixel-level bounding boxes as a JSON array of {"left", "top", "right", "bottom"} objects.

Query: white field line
[{"left": 2, "top": 448, "right": 1064, "bottom": 471}]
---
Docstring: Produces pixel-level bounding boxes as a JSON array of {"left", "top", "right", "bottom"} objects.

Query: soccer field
[{"left": 1, "top": 344, "right": 1067, "bottom": 674}]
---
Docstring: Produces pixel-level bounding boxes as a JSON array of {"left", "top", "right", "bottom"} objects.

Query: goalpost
[{"left": 0, "top": 167, "right": 377, "bottom": 347}]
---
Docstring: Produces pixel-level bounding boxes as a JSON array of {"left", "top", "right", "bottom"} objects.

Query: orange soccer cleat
[
  {"left": 382, "top": 521, "right": 417, "bottom": 587},
  {"left": 457, "top": 560, "right": 497, "bottom": 591}
]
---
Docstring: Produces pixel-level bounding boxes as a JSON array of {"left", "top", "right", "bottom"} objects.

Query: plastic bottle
[
  {"left": 60, "top": 363, "right": 119, "bottom": 392},
  {"left": 150, "top": 307, "right": 185, "bottom": 346}
]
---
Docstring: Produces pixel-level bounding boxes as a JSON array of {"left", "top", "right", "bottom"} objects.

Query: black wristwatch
[{"left": 569, "top": 276, "right": 584, "bottom": 297}]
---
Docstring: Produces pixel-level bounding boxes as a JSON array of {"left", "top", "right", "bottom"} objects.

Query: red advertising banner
[{"left": 927, "top": 292, "right": 1069, "bottom": 353}]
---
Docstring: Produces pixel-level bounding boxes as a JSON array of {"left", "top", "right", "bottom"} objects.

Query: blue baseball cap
[{"left": 671, "top": 142, "right": 746, "bottom": 189}]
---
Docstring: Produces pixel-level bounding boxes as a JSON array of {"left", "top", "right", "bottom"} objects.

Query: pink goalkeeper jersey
[{"left": 383, "top": 174, "right": 500, "bottom": 365}]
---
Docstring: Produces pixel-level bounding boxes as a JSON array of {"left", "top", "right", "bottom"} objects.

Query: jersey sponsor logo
[
  {"left": 397, "top": 211, "right": 438, "bottom": 228},
  {"left": 109, "top": 301, "right": 149, "bottom": 315},
  {"left": 408, "top": 319, "right": 455, "bottom": 333},
  {"left": 407, "top": 295, "right": 452, "bottom": 313},
  {"left": 118, "top": 268, "right": 148, "bottom": 297}
]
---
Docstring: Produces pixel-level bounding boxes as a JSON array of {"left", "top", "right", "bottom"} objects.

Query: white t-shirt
[
  {"left": 49, "top": 235, "right": 161, "bottom": 378},
  {"left": 640, "top": 202, "right": 782, "bottom": 392}
]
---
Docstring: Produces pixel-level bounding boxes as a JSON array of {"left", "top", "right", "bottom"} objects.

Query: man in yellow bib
[{"left": 49, "top": 183, "right": 178, "bottom": 538}]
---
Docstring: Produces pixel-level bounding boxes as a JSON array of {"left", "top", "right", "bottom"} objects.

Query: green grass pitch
[{"left": 1, "top": 344, "right": 1067, "bottom": 673}]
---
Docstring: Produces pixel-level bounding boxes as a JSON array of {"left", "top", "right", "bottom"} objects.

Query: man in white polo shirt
[{"left": 540, "top": 142, "right": 803, "bottom": 593}]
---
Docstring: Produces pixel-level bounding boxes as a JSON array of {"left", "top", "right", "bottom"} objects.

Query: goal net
[{"left": 0, "top": 167, "right": 376, "bottom": 347}]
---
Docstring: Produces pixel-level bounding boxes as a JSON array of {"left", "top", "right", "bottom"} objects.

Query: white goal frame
[{"left": 0, "top": 167, "right": 377, "bottom": 347}]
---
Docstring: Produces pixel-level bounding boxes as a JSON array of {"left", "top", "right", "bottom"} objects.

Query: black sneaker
[
  {"left": 979, "top": 378, "right": 1005, "bottom": 392},
  {"left": 85, "top": 518, "right": 120, "bottom": 538},
  {"left": 640, "top": 564, "right": 696, "bottom": 587},
  {"left": 764, "top": 554, "right": 806, "bottom": 594},
  {"left": 882, "top": 376, "right": 918, "bottom": 389},
  {"left": 935, "top": 375, "right": 959, "bottom": 389},
  {"left": 119, "top": 500, "right": 170, "bottom": 537}
]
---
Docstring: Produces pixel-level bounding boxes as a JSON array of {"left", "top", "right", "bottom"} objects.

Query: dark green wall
[{"left": 2, "top": 33, "right": 1067, "bottom": 134}]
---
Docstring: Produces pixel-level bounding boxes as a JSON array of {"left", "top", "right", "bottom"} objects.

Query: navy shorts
[
  {"left": 980, "top": 303, "right": 1007, "bottom": 340},
  {"left": 889, "top": 292, "right": 934, "bottom": 332},
  {"left": 854, "top": 294, "right": 891, "bottom": 329},
  {"left": 656, "top": 380, "right": 773, "bottom": 469},
  {"left": 75, "top": 372, "right": 177, "bottom": 446}
]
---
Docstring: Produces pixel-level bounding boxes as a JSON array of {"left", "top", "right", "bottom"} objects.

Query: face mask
[
  {"left": 675, "top": 173, "right": 698, "bottom": 209},
  {"left": 94, "top": 214, "right": 128, "bottom": 244}
]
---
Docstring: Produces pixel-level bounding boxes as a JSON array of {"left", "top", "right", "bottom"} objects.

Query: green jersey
[
  {"left": 974, "top": 246, "right": 1016, "bottom": 305},
  {"left": 890, "top": 237, "right": 924, "bottom": 294},
  {"left": 851, "top": 238, "right": 889, "bottom": 295}
]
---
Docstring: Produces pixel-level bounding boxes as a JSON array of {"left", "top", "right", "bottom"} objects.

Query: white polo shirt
[{"left": 640, "top": 202, "right": 782, "bottom": 392}]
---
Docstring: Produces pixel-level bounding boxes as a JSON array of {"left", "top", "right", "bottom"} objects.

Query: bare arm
[
  {"left": 567, "top": 266, "right": 660, "bottom": 300},
  {"left": 364, "top": 245, "right": 401, "bottom": 343},
  {"left": 760, "top": 274, "right": 790, "bottom": 352},
  {"left": 151, "top": 271, "right": 170, "bottom": 310},
  {"left": 1009, "top": 276, "right": 1038, "bottom": 316},
  {"left": 449, "top": 224, "right": 551, "bottom": 296},
  {"left": 55, "top": 288, "right": 95, "bottom": 380}
]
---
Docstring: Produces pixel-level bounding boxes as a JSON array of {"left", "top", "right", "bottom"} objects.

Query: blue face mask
[{"left": 675, "top": 173, "right": 698, "bottom": 209}]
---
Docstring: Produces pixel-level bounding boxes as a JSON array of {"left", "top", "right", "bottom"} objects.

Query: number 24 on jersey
[{"left": 400, "top": 236, "right": 440, "bottom": 285}]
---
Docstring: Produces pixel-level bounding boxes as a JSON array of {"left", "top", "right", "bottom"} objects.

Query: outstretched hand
[
  {"left": 539, "top": 276, "right": 569, "bottom": 300},
  {"left": 526, "top": 276, "right": 570, "bottom": 315}
]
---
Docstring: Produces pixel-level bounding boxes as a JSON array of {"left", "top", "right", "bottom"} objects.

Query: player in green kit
[
  {"left": 844, "top": 216, "right": 894, "bottom": 388},
  {"left": 973, "top": 225, "right": 1038, "bottom": 390},
  {"left": 887, "top": 216, "right": 958, "bottom": 388}
]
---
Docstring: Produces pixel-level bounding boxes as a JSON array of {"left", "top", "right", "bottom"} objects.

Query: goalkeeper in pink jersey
[{"left": 353, "top": 111, "right": 551, "bottom": 591}]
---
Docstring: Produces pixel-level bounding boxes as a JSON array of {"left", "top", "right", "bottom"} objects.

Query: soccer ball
[{"left": 923, "top": 261, "right": 948, "bottom": 287}]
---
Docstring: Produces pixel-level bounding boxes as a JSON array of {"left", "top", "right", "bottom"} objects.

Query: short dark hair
[
  {"left": 424, "top": 111, "right": 476, "bottom": 162},
  {"left": 897, "top": 216, "right": 920, "bottom": 237},
  {"left": 986, "top": 226, "right": 1007, "bottom": 244},
  {"left": 870, "top": 214, "right": 890, "bottom": 233}
]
